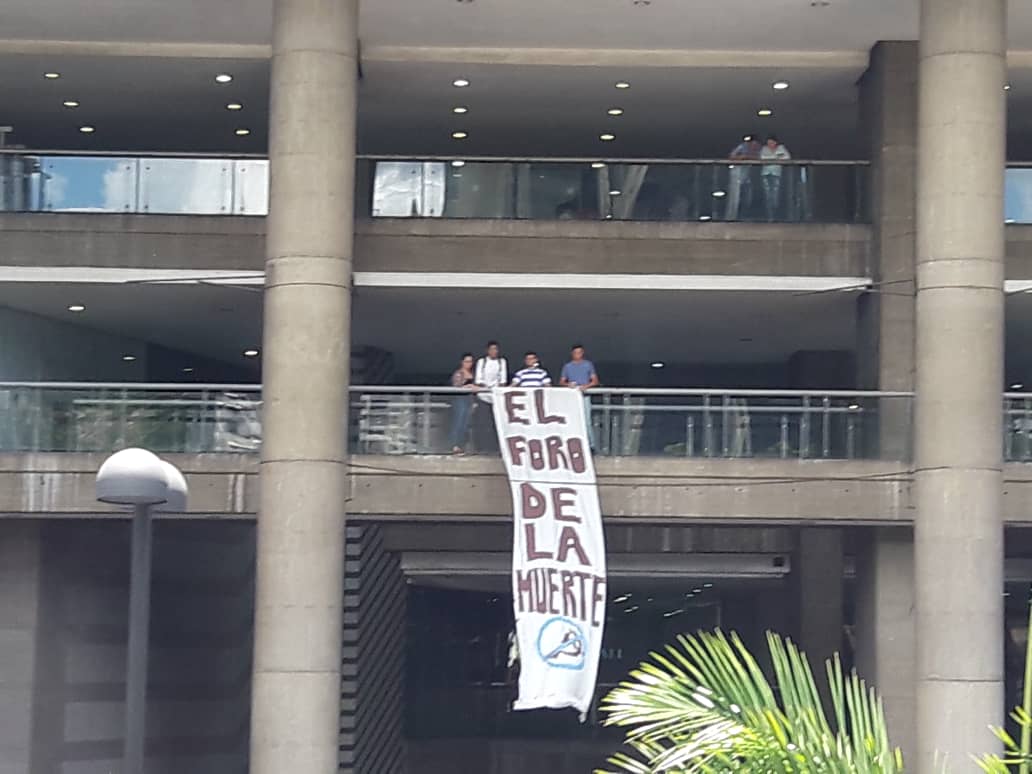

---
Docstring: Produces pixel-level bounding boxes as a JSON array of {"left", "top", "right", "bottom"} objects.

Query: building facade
[{"left": 0, "top": 0, "right": 1028, "bottom": 772}]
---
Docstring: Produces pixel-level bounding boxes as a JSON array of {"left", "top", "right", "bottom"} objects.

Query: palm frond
[{"left": 597, "top": 630, "right": 903, "bottom": 774}]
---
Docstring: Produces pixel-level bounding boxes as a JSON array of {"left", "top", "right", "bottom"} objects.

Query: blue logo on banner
[{"left": 535, "top": 617, "right": 588, "bottom": 670}]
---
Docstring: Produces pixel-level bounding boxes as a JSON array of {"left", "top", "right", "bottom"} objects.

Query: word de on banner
[{"left": 493, "top": 387, "right": 607, "bottom": 718}]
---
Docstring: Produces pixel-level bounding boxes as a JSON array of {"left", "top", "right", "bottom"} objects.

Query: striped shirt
[{"left": 512, "top": 365, "right": 552, "bottom": 387}]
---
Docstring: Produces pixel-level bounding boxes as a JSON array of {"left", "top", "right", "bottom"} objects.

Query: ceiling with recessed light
[
  {"left": 2, "top": 1, "right": 1032, "bottom": 156},
  {"left": 4, "top": 283, "right": 1032, "bottom": 381}
]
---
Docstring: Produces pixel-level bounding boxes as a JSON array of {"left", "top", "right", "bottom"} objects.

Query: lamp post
[{"left": 96, "top": 449, "right": 188, "bottom": 774}]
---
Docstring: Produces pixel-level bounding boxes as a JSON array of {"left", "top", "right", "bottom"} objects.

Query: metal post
[{"left": 124, "top": 503, "right": 153, "bottom": 774}]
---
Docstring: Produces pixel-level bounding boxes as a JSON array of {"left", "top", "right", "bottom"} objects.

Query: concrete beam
[
  {"left": 0, "top": 213, "right": 870, "bottom": 278},
  {"left": 4, "top": 452, "right": 1032, "bottom": 526}
]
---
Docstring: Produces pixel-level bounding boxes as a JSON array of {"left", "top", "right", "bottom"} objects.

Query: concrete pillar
[
  {"left": 854, "top": 529, "right": 915, "bottom": 765},
  {"left": 914, "top": 1, "right": 1007, "bottom": 770},
  {"left": 857, "top": 41, "right": 918, "bottom": 460},
  {"left": 794, "top": 528, "right": 844, "bottom": 671},
  {"left": 250, "top": 0, "right": 357, "bottom": 772},
  {"left": 0, "top": 522, "right": 44, "bottom": 774}
]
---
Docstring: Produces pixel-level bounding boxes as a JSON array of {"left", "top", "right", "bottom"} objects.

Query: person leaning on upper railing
[
  {"left": 726, "top": 134, "right": 761, "bottom": 221},
  {"left": 760, "top": 135, "right": 792, "bottom": 222}
]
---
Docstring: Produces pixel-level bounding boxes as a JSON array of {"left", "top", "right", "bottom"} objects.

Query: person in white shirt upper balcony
[
  {"left": 473, "top": 341, "right": 508, "bottom": 454},
  {"left": 760, "top": 135, "right": 791, "bottom": 222}
]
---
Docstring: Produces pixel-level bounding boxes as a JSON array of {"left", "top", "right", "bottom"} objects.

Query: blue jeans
[
  {"left": 583, "top": 393, "right": 597, "bottom": 452},
  {"left": 449, "top": 395, "right": 474, "bottom": 449}
]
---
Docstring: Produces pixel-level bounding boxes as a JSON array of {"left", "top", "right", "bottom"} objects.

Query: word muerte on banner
[{"left": 493, "top": 388, "right": 607, "bottom": 718}]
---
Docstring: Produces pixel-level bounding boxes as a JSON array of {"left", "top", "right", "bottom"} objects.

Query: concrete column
[
  {"left": 0, "top": 522, "right": 43, "bottom": 774},
  {"left": 857, "top": 41, "right": 917, "bottom": 460},
  {"left": 854, "top": 529, "right": 915, "bottom": 765},
  {"left": 250, "top": 0, "right": 357, "bottom": 772},
  {"left": 794, "top": 528, "right": 844, "bottom": 671},
  {"left": 915, "top": 1, "right": 1007, "bottom": 770}
]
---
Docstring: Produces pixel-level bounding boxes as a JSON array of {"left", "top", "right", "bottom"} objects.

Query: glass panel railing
[
  {"left": 0, "top": 384, "right": 915, "bottom": 460},
  {"left": 8, "top": 152, "right": 1032, "bottom": 224},
  {"left": 0, "top": 153, "right": 269, "bottom": 215},
  {"left": 0, "top": 385, "right": 261, "bottom": 453},
  {"left": 1, "top": 151, "right": 867, "bottom": 223},
  {"left": 1005, "top": 394, "right": 1032, "bottom": 461},
  {"left": 369, "top": 159, "right": 869, "bottom": 223},
  {"left": 349, "top": 388, "right": 909, "bottom": 460}
]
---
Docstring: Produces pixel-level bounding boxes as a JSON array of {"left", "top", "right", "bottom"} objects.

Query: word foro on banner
[{"left": 492, "top": 388, "right": 607, "bottom": 718}]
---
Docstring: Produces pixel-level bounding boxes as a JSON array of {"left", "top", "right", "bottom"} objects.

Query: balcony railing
[
  {"left": 0, "top": 383, "right": 916, "bottom": 461},
  {"left": 368, "top": 157, "right": 868, "bottom": 223},
  {"left": 0, "top": 150, "right": 867, "bottom": 223},
  {"left": 6, "top": 149, "right": 1032, "bottom": 224}
]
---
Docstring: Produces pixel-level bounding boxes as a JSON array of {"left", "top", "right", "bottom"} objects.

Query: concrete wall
[
  {"left": 0, "top": 306, "right": 147, "bottom": 381},
  {"left": 9, "top": 519, "right": 255, "bottom": 774}
]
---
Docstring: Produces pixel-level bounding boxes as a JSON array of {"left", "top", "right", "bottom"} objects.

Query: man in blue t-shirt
[{"left": 560, "top": 344, "right": 600, "bottom": 451}]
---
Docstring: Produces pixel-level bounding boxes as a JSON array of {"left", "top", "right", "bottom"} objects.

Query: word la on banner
[{"left": 493, "top": 387, "right": 607, "bottom": 719}]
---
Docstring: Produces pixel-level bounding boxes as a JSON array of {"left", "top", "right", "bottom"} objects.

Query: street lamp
[{"left": 96, "top": 449, "right": 188, "bottom": 774}]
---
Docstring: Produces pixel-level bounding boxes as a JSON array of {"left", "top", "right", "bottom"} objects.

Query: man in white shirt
[
  {"left": 760, "top": 135, "right": 791, "bottom": 221},
  {"left": 473, "top": 341, "right": 508, "bottom": 453}
]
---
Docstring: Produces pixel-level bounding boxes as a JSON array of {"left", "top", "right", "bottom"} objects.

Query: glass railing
[
  {"left": 7, "top": 149, "right": 1032, "bottom": 225},
  {"left": 0, "top": 383, "right": 913, "bottom": 461},
  {"left": 368, "top": 158, "right": 868, "bottom": 223},
  {"left": 1005, "top": 394, "right": 1032, "bottom": 461},
  {"left": 0, "top": 152, "right": 269, "bottom": 215},
  {"left": 0, "top": 150, "right": 868, "bottom": 223}
]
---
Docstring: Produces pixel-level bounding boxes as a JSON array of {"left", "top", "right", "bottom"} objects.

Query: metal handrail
[
  {"left": 0, "top": 148, "right": 869, "bottom": 166},
  {"left": 10, "top": 384, "right": 1032, "bottom": 400},
  {"left": 0, "top": 383, "right": 913, "bottom": 398}
]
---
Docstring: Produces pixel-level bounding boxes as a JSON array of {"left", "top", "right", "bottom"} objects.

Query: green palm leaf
[{"left": 597, "top": 630, "right": 903, "bottom": 774}]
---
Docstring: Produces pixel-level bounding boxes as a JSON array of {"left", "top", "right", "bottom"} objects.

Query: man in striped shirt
[{"left": 511, "top": 352, "right": 552, "bottom": 387}]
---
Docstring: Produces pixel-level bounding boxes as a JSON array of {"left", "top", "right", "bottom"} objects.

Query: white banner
[{"left": 493, "top": 388, "right": 607, "bottom": 718}]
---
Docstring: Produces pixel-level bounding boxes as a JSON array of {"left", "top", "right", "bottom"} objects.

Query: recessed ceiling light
[
  {"left": 43, "top": 72, "right": 60, "bottom": 80},
  {"left": 452, "top": 106, "right": 468, "bottom": 114},
  {"left": 599, "top": 133, "right": 616, "bottom": 141},
  {"left": 699, "top": 215, "right": 712, "bottom": 221},
  {"left": 609, "top": 189, "right": 622, "bottom": 196},
  {"left": 453, "top": 78, "right": 470, "bottom": 87},
  {"left": 235, "top": 128, "right": 251, "bottom": 136},
  {"left": 607, "top": 107, "right": 624, "bottom": 116},
  {"left": 650, "top": 361, "right": 665, "bottom": 369},
  {"left": 243, "top": 349, "right": 260, "bottom": 358},
  {"left": 79, "top": 125, "right": 95, "bottom": 133},
  {"left": 1006, "top": 218, "right": 1016, "bottom": 224},
  {"left": 1005, "top": 84, "right": 1012, "bottom": 91},
  {"left": 451, "top": 160, "right": 466, "bottom": 167},
  {"left": 67, "top": 304, "right": 85, "bottom": 312},
  {"left": 1011, "top": 383, "right": 1024, "bottom": 390},
  {"left": 591, "top": 162, "right": 606, "bottom": 169},
  {"left": 226, "top": 102, "right": 243, "bottom": 111},
  {"left": 182, "top": 367, "right": 195, "bottom": 374},
  {"left": 615, "top": 81, "right": 631, "bottom": 89},
  {"left": 62, "top": 100, "right": 80, "bottom": 108},
  {"left": 122, "top": 355, "right": 137, "bottom": 362},
  {"left": 215, "top": 73, "right": 233, "bottom": 83},
  {"left": 743, "top": 134, "right": 754, "bottom": 141},
  {"left": 712, "top": 190, "right": 727, "bottom": 198},
  {"left": 451, "top": 131, "right": 468, "bottom": 139},
  {"left": 773, "top": 81, "right": 790, "bottom": 91},
  {"left": 757, "top": 108, "right": 773, "bottom": 117}
]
